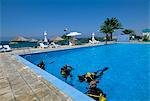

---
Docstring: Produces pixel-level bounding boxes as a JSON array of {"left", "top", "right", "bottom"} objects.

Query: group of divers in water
[{"left": 37, "top": 60, "right": 108, "bottom": 101}]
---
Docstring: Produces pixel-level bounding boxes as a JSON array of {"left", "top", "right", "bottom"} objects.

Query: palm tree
[
  {"left": 100, "top": 17, "right": 122, "bottom": 43},
  {"left": 100, "top": 18, "right": 122, "bottom": 41},
  {"left": 122, "top": 29, "right": 135, "bottom": 35},
  {"left": 109, "top": 17, "right": 122, "bottom": 40},
  {"left": 122, "top": 29, "right": 135, "bottom": 40},
  {"left": 100, "top": 22, "right": 114, "bottom": 44}
]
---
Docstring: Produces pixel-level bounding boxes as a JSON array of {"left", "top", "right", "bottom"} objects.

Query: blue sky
[{"left": 1, "top": 0, "right": 149, "bottom": 40}]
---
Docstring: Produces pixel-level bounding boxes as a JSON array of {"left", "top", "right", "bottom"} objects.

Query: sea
[
  {"left": 0, "top": 41, "right": 39, "bottom": 48},
  {"left": 0, "top": 38, "right": 92, "bottom": 48}
]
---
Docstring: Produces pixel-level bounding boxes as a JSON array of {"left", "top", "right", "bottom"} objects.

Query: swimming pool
[{"left": 21, "top": 44, "right": 150, "bottom": 101}]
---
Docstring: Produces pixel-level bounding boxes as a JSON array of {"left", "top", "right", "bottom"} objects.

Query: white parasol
[
  {"left": 66, "top": 32, "right": 82, "bottom": 36},
  {"left": 44, "top": 31, "right": 48, "bottom": 42},
  {"left": 92, "top": 32, "right": 95, "bottom": 41}
]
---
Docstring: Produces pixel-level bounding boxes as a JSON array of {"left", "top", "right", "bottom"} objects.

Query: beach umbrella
[
  {"left": 66, "top": 32, "right": 82, "bottom": 36},
  {"left": 44, "top": 31, "right": 48, "bottom": 43},
  {"left": 66, "top": 32, "right": 81, "bottom": 45},
  {"left": 11, "top": 36, "right": 29, "bottom": 42},
  {"left": 38, "top": 40, "right": 43, "bottom": 43},
  {"left": 29, "top": 38, "right": 38, "bottom": 42},
  {"left": 50, "top": 36, "right": 64, "bottom": 42},
  {"left": 92, "top": 32, "right": 95, "bottom": 41}
]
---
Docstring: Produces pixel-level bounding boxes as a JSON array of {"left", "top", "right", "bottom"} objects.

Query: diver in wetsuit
[
  {"left": 37, "top": 60, "right": 45, "bottom": 70},
  {"left": 60, "top": 64, "right": 74, "bottom": 80},
  {"left": 78, "top": 67, "right": 109, "bottom": 83},
  {"left": 86, "top": 83, "right": 107, "bottom": 101}
]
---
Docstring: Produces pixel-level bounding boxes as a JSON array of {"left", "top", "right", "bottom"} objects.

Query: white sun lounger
[
  {"left": 0, "top": 45, "right": 12, "bottom": 52},
  {"left": 3, "top": 45, "right": 12, "bottom": 51},
  {"left": 50, "top": 42, "right": 60, "bottom": 48},
  {"left": 0, "top": 45, "right": 5, "bottom": 52},
  {"left": 89, "top": 40, "right": 100, "bottom": 44},
  {"left": 39, "top": 43, "right": 49, "bottom": 48}
]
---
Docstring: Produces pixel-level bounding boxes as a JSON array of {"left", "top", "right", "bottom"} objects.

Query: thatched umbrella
[
  {"left": 11, "top": 36, "right": 29, "bottom": 42},
  {"left": 50, "top": 36, "right": 64, "bottom": 42},
  {"left": 28, "top": 38, "right": 38, "bottom": 42}
]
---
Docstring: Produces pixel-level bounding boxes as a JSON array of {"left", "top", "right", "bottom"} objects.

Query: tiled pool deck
[{"left": 0, "top": 54, "right": 74, "bottom": 101}]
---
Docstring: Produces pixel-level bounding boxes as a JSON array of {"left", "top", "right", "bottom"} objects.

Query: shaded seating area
[
  {"left": 50, "top": 42, "right": 60, "bottom": 48},
  {"left": 66, "top": 32, "right": 82, "bottom": 46},
  {"left": 50, "top": 36, "right": 64, "bottom": 48}
]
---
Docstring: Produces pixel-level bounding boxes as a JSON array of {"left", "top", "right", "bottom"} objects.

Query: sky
[{"left": 1, "top": 0, "right": 149, "bottom": 40}]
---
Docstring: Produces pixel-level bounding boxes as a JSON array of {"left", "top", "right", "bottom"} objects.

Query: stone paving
[{"left": 0, "top": 54, "right": 72, "bottom": 101}]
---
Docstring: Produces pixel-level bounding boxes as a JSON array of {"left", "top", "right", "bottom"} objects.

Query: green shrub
[{"left": 142, "top": 35, "right": 149, "bottom": 41}]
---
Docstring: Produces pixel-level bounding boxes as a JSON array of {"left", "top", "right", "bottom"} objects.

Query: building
[{"left": 142, "top": 29, "right": 150, "bottom": 39}]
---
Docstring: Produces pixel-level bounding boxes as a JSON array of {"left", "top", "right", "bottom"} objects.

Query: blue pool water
[{"left": 22, "top": 44, "right": 150, "bottom": 101}]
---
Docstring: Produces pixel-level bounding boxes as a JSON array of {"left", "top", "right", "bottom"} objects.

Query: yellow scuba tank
[
  {"left": 61, "top": 70, "right": 66, "bottom": 76},
  {"left": 99, "top": 93, "right": 107, "bottom": 101},
  {"left": 86, "top": 72, "right": 94, "bottom": 80},
  {"left": 101, "top": 96, "right": 106, "bottom": 101}
]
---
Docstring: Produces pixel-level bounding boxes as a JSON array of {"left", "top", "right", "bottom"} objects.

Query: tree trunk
[
  {"left": 105, "top": 34, "right": 108, "bottom": 44},
  {"left": 110, "top": 33, "right": 112, "bottom": 41}
]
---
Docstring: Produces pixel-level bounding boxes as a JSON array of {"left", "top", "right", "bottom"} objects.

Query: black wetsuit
[
  {"left": 61, "top": 66, "right": 73, "bottom": 80},
  {"left": 78, "top": 75, "right": 86, "bottom": 82},
  {"left": 86, "top": 87, "right": 104, "bottom": 101},
  {"left": 37, "top": 61, "right": 45, "bottom": 70}
]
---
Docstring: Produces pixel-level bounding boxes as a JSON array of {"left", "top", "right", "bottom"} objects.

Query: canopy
[
  {"left": 50, "top": 36, "right": 64, "bottom": 42},
  {"left": 11, "top": 36, "right": 29, "bottom": 42},
  {"left": 143, "top": 29, "right": 150, "bottom": 33},
  {"left": 92, "top": 32, "right": 95, "bottom": 41},
  {"left": 28, "top": 38, "right": 38, "bottom": 42},
  {"left": 66, "top": 32, "right": 82, "bottom": 36}
]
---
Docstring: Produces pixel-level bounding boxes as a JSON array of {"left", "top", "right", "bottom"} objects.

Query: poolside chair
[
  {"left": 0, "top": 45, "right": 5, "bottom": 52},
  {"left": 39, "top": 43, "right": 49, "bottom": 48},
  {"left": 3, "top": 45, "right": 12, "bottom": 52},
  {"left": 0, "top": 45, "right": 2, "bottom": 49},
  {"left": 89, "top": 40, "right": 100, "bottom": 44},
  {"left": 50, "top": 42, "right": 60, "bottom": 48},
  {"left": 93, "top": 40, "right": 100, "bottom": 44},
  {"left": 0, "top": 45, "right": 12, "bottom": 52},
  {"left": 89, "top": 40, "right": 94, "bottom": 44}
]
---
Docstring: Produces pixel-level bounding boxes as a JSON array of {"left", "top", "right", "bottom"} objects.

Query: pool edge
[{"left": 16, "top": 55, "right": 95, "bottom": 101}]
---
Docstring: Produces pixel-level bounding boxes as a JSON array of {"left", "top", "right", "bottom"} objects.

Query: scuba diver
[
  {"left": 85, "top": 84, "right": 107, "bottom": 101},
  {"left": 78, "top": 67, "right": 109, "bottom": 83},
  {"left": 60, "top": 64, "right": 74, "bottom": 80},
  {"left": 89, "top": 80, "right": 99, "bottom": 89},
  {"left": 37, "top": 60, "right": 45, "bottom": 70}
]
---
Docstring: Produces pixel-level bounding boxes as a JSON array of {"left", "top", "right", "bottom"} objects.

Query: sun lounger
[
  {"left": 0, "top": 45, "right": 12, "bottom": 52},
  {"left": 3, "top": 45, "right": 12, "bottom": 51},
  {"left": 39, "top": 43, "right": 49, "bottom": 48},
  {"left": 89, "top": 40, "right": 100, "bottom": 44},
  {"left": 50, "top": 42, "right": 60, "bottom": 48},
  {"left": 0, "top": 45, "right": 5, "bottom": 52},
  {"left": 0, "top": 45, "right": 3, "bottom": 49}
]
